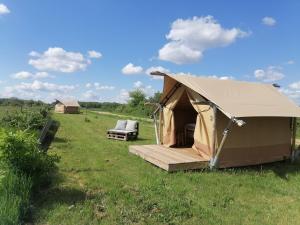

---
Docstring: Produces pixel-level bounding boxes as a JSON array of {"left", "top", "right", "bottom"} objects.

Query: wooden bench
[{"left": 107, "top": 120, "right": 139, "bottom": 141}]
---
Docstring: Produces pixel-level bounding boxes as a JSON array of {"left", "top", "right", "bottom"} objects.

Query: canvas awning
[{"left": 158, "top": 73, "right": 300, "bottom": 118}]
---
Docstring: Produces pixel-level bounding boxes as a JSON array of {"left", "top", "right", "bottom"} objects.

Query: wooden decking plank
[
  {"left": 129, "top": 145, "right": 209, "bottom": 172},
  {"left": 129, "top": 146, "right": 170, "bottom": 170},
  {"left": 130, "top": 145, "right": 181, "bottom": 164},
  {"left": 168, "top": 161, "right": 208, "bottom": 171},
  {"left": 143, "top": 145, "right": 195, "bottom": 163},
  {"left": 146, "top": 145, "right": 203, "bottom": 162}
]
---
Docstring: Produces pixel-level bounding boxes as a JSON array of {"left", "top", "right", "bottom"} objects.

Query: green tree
[
  {"left": 128, "top": 89, "right": 146, "bottom": 107},
  {"left": 148, "top": 91, "right": 162, "bottom": 103}
]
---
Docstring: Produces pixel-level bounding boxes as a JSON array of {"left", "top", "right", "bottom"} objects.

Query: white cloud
[
  {"left": 289, "top": 81, "right": 300, "bottom": 90},
  {"left": 114, "top": 89, "right": 130, "bottom": 103},
  {"left": 209, "top": 75, "right": 235, "bottom": 80},
  {"left": 121, "top": 63, "right": 143, "bottom": 75},
  {"left": 86, "top": 83, "right": 92, "bottom": 88},
  {"left": 158, "top": 16, "right": 249, "bottom": 64},
  {"left": 145, "top": 66, "right": 170, "bottom": 80},
  {"left": 133, "top": 81, "right": 143, "bottom": 88},
  {"left": 7, "top": 80, "right": 75, "bottom": 93},
  {"left": 280, "top": 87, "right": 300, "bottom": 104},
  {"left": 2, "top": 80, "right": 76, "bottom": 100},
  {"left": 35, "top": 72, "right": 50, "bottom": 78},
  {"left": 287, "top": 60, "right": 295, "bottom": 65},
  {"left": 11, "top": 71, "right": 51, "bottom": 80},
  {"left": 28, "top": 47, "right": 94, "bottom": 73},
  {"left": 254, "top": 66, "right": 285, "bottom": 82},
  {"left": 29, "top": 51, "right": 40, "bottom": 57},
  {"left": 133, "top": 81, "right": 156, "bottom": 97},
  {"left": 262, "top": 17, "right": 276, "bottom": 26},
  {"left": 88, "top": 50, "right": 102, "bottom": 59},
  {"left": 0, "top": 3, "right": 10, "bottom": 15},
  {"left": 176, "top": 72, "right": 234, "bottom": 80},
  {"left": 82, "top": 90, "right": 100, "bottom": 101},
  {"left": 94, "top": 83, "right": 115, "bottom": 90}
]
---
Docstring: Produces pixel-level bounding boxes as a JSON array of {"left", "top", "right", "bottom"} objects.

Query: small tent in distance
[{"left": 54, "top": 99, "right": 80, "bottom": 114}]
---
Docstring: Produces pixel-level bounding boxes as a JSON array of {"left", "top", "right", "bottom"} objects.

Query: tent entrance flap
[
  {"left": 162, "top": 87, "right": 215, "bottom": 160},
  {"left": 173, "top": 91, "right": 198, "bottom": 148}
]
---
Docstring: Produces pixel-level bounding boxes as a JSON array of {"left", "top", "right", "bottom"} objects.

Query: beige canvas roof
[
  {"left": 56, "top": 99, "right": 80, "bottom": 107},
  {"left": 159, "top": 73, "right": 300, "bottom": 118}
]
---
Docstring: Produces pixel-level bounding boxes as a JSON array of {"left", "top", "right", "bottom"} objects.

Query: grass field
[{"left": 28, "top": 111, "right": 300, "bottom": 225}]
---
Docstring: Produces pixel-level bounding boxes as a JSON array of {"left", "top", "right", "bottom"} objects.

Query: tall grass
[{"left": 0, "top": 171, "right": 32, "bottom": 225}]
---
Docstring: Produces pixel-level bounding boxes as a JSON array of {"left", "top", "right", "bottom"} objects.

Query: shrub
[
  {"left": 0, "top": 129, "right": 60, "bottom": 187},
  {"left": 0, "top": 170, "right": 32, "bottom": 225},
  {"left": 1, "top": 109, "right": 48, "bottom": 131}
]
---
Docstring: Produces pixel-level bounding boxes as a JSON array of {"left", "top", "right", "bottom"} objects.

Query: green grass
[
  {"left": 0, "top": 171, "right": 32, "bottom": 225},
  {"left": 30, "top": 111, "right": 300, "bottom": 225}
]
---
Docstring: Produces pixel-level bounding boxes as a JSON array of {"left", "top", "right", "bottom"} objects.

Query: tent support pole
[
  {"left": 210, "top": 119, "right": 234, "bottom": 169},
  {"left": 152, "top": 105, "right": 162, "bottom": 145},
  {"left": 153, "top": 113, "right": 159, "bottom": 144},
  {"left": 159, "top": 106, "right": 163, "bottom": 144}
]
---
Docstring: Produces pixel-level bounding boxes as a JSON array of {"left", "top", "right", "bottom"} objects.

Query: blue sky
[{"left": 0, "top": 0, "right": 299, "bottom": 103}]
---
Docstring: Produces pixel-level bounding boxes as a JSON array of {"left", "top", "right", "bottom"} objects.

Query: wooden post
[{"left": 291, "top": 117, "right": 297, "bottom": 162}]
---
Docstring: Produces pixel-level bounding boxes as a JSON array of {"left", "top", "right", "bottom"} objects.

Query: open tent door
[
  {"left": 162, "top": 85, "right": 186, "bottom": 147},
  {"left": 187, "top": 89, "right": 215, "bottom": 160},
  {"left": 161, "top": 85, "right": 215, "bottom": 160}
]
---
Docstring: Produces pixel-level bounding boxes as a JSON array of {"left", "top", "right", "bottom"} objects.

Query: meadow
[{"left": 29, "top": 111, "right": 300, "bottom": 225}]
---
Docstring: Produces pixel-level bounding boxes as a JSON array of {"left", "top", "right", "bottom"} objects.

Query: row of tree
[
  {"left": 0, "top": 98, "right": 46, "bottom": 107},
  {"left": 1, "top": 89, "right": 162, "bottom": 118},
  {"left": 80, "top": 90, "right": 162, "bottom": 117}
]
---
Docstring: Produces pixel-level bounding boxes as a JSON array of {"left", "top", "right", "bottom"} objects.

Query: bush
[
  {"left": 0, "top": 171, "right": 32, "bottom": 225},
  {"left": 0, "top": 129, "right": 60, "bottom": 187},
  {"left": 1, "top": 109, "right": 49, "bottom": 131}
]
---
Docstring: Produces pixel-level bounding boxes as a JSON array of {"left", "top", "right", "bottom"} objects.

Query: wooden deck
[{"left": 129, "top": 145, "right": 208, "bottom": 172}]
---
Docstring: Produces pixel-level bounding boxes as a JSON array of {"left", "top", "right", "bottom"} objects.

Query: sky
[{"left": 0, "top": 0, "right": 299, "bottom": 104}]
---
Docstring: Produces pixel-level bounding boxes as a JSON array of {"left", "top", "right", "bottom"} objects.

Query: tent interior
[
  {"left": 162, "top": 86, "right": 215, "bottom": 162},
  {"left": 173, "top": 91, "right": 198, "bottom": 148}
]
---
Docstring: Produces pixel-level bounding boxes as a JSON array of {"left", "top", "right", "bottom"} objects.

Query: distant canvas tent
[
  {"left": 130, "top": 72, "right": 300, "bottom": 170},
  {"left": 55, "top": 99, "right": 80, "bottom": 114}
]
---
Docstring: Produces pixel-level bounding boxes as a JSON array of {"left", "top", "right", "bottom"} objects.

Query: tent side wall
[
  {"left": 55, "top": 103, "right": 65, "bottom": 113},
  {"left": 65, "top": 106, "right": 80, "bottom": 114},
  {"left": 216, "top": 111, "right": 292, "bottom": 168}
]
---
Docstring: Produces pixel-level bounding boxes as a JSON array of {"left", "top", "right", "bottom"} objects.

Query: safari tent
[
  {"left": 130, "top": 72, "right": 300, "bottom": 171},
  {"left": 54, "top": 99, "right": 80, "bottom": 114}
]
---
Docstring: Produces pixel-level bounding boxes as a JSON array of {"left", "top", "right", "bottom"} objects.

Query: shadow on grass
[
  {"left": 219, "top": 160, "right": 300, "bottom": 180},
  {"left": 35, "top": 187, "right": 88, "bottom": 207},
  {"left": 61, "top": 168, "right": 105, "bottom": 173},
  {"left": 53, "top": 137, "right": 68, "bottom": 143},
  {"left": 184, "top": 160, "right": 300, "bottom": 181}
]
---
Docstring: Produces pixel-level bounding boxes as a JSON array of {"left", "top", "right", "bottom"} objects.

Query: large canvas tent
[
  {"left": 153, "top": 72, "right": 300, "bottom": 168},
  {"left": 55, "top": 99, "right": 80, "bottom": 114}
]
